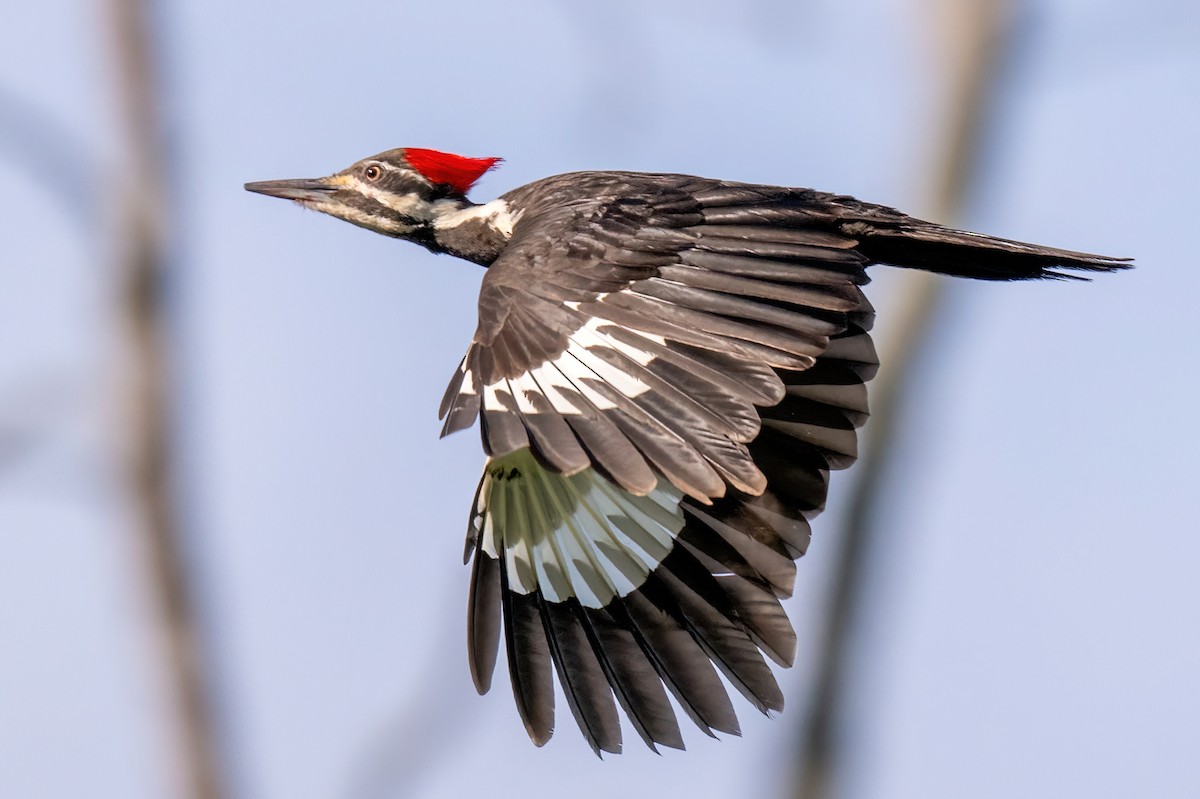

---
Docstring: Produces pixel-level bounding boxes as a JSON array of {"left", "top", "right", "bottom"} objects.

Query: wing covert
[{"left": 440, "top": 172, "right": 875, "bottom": 504}]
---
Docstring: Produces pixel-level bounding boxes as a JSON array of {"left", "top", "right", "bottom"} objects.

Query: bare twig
[
  {"left": 108, "top": 0, "right": 225, "bottom": 797},
  {"left": 792, "top": 2, "right": 1018, "bottom": 797}
]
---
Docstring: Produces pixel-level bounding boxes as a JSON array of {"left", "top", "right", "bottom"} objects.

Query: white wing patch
[
  {"left": 479, "top": 317, "right": 661, "bottom": 418},
  {"left": 545, "top": 350, "right": 618, "bottom": 411},
  {"left": 527, "top": 361, "right": 586, "bottom": 415},
  {"left": 473, "top": 449, "right": 685, "bottom": 608},
  {"left": 568, "top": 316, "right": 662, "bottom": 368}
]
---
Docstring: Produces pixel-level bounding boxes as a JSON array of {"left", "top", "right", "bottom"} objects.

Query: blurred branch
[
  {"left": 108, "top": 0, "right": 226, "bottom": 797},
  {"left": 0, "top": 84, "right": 96, "bottom": 229},
  {"left": 0, "top": 76, "right": 96, "bottom": 488},
  {"left": 0, "top": 411, "right": 46, "bottom": 479},
  {"left": 0, "top": 376, "right": 79, "bottom": 479},
  {"left": 791, "top": 2, "right": 1018, "bottom": 798}
]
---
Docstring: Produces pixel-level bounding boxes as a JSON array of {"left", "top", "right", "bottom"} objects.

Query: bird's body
[{"left": 246, "top": 148, "right": 1128, "bottom": 755}]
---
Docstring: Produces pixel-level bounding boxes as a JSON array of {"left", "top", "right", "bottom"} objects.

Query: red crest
[{"left": 402, "top": 148, "right": 502, "bottom": 195}]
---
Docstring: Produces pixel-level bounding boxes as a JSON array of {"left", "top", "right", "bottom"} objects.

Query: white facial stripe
[
  {"left": 317, "top": 200, "right": 412, "bottom": 234},
  {"left": 350, "top": 176, "right": 435, "bottom": 219}
]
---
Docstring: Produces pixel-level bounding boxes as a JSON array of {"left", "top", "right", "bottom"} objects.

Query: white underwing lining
[{"left": 479, "top": 450, "right": 685, "bottom": 608}]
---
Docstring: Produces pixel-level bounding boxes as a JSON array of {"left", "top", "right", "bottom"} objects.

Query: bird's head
[{"left": 245, "top": 148, "right": 502, "bottom": 238}]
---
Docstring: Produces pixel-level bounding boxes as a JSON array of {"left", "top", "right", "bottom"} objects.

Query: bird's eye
[{"left": 364, "top": 164, "right": 382, "bottom": 181}]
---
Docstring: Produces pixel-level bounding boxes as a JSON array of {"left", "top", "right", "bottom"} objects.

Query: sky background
[{"left": 2, "top": 1, "right": 1198, "bottom": 798}]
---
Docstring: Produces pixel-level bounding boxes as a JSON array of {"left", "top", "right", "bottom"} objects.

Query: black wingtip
[{"left": 467, "top": 552, "right": 502, "bottom": 695}]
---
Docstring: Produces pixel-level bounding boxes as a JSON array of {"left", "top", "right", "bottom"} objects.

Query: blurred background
[{"left": 2, "top": 0, "right": 1197, "bottom": 797}]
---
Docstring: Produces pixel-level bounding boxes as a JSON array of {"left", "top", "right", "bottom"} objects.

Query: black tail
[{"left": 835, "top": 204, "right": 1133, "bottom": 281}]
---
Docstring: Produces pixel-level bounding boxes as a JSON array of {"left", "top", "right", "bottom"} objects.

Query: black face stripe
[
  {"left": 330, "top": 157, "right": 470, "bottom": 233},
  {"left": 350, "top": 156, "right": 465, "bottom": 200},
  {"left": 329, "top": 191, "right": 424, "bottom": 231},
  {"left": 372, "top": 167, "right": 432, "bottom": 196}
]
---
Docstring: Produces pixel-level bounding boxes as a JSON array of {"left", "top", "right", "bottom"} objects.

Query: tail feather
[{"left": 836, "top": 208, "right": 1132, "bottom": 281}]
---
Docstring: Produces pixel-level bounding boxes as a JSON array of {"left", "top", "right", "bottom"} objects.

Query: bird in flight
[{"left": 246, "top": 148, "right": 1128, "bottom": 755}]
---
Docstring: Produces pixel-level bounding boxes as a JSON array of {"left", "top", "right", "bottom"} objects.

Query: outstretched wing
[
  {"left": 440, "top": 173, "right": 875, "bottom": 501},
  {"left": 443, "top": 171, "right": 1127, "bottom": 754}
]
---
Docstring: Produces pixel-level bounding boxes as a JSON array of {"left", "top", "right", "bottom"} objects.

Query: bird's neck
[{"left": 415, "top": 198, "right": 516, "bottom": 266}]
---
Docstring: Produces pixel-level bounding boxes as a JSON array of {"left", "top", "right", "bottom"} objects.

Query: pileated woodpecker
[{"left": 246, "top": 148, "right": 1128, "bottom": 755}]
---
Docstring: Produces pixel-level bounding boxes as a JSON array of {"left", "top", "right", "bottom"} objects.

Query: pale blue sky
[{"left": 2, "top": 2, "right": 1197, "bottom": 798}]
